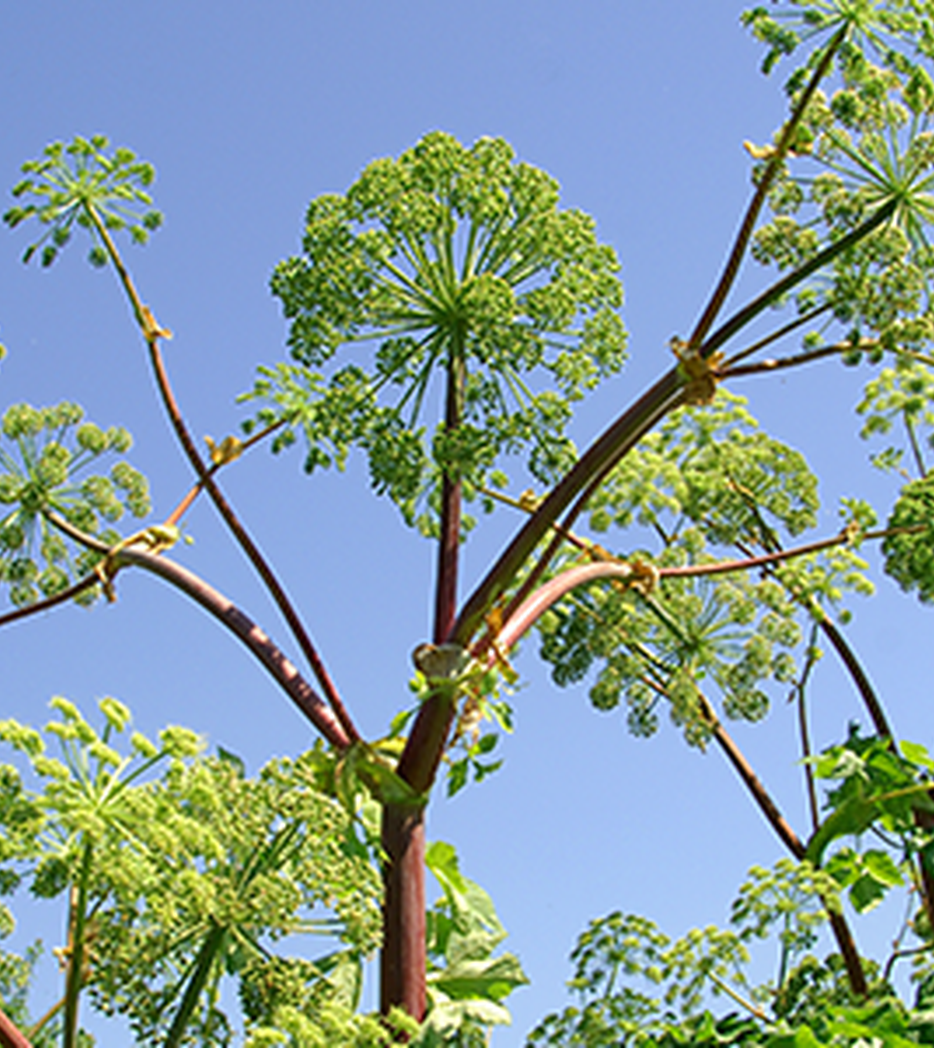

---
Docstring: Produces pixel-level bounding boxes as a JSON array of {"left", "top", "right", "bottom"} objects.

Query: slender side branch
[
  {"left": 719, "top": 337, "right": 934, "bottom": 379},
  {"left": 689, "top": 25, "right": 846, "bottom": 351},
  {"left": 482, "top": 525, "right": 877, "bottom": 991},
  {"left": 720, "top": 302, "right": 833, "bottom": 370},
  {"left": 121, "top": 546, "right": 352, "bottom": 748},
  {"left": 84, "top": 205, "right": 358, "bottom": 745},
  {"left": 454, "top": 366, "right": 685, "bottom": 646},
  {"left": 718, "top": 342, "right": 857, "bottom": 379},
  {"left": 45, "top": 512, "right": 351, "bottom": 750},
  {"left": 796, "top": 624, "right": 822, "bottom": 834},
  {"left": 164, "top": 417, "right": 288, "bottom": 528},
  {"left": 818, "top": 615, "right": 891, "bottom": 738},
  {"left": 701, "top": 199, "right": 897, "bottom": 360},
  {"left": 0, "top": 573, "right": 100, "bottom": 630}
]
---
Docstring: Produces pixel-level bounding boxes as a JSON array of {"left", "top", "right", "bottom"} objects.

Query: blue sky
[{"left": 2, "top": 3, "right": 933, "bottom": 1044}]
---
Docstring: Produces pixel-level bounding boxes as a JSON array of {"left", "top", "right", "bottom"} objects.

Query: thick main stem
[
  {"left": 380, "top": 348, "right": 464, "bottom": 1021},
  {"left": 380, "top": 804, "right": 427, "bottom": 1020}
]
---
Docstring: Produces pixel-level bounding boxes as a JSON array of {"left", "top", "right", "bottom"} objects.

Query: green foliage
[
  {"left": 9, "top": 6, "right": 934, "bottom": 1047},
  {"left": 0, "top": 401, "right": 150, "bottom": 607},
  {"left": 883, "top": 471, "right": 934, "bottom": 601},
  {"left": 3, "top": 135, "right": 162, "bottom": 267},
  {"left": 422, "top": 841, "right": 528, "bottom": 1046},
  {"left": 858, "top": 360, "right": 934, "bottom": 475},
  {"left": 524, "top": 858, "right": 903, "bottom": 1047},
  {"left": 743, "top": 2, "right": 934, "bottom": 90},
  {"left": 0, "top": 700, "right": 384, "bottom": 1046},
  {"left": 805, "top": 728, "right": 934, "bottom": 924},
  {"left": 742, "top": 3, "right": 934, "bottom": 456},
  {"left": 536, "top": 393, "right": 870, "bottom": 747},
  {"left": 241, "top": 131, "right": 626, "bottom": 531}
]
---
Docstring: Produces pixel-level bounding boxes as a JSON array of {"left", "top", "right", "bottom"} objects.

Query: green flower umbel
[{"left": 243, "top": 132, "right": 626, "bottom": 532}]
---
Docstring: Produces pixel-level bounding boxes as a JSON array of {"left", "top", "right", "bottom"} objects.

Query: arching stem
[{"left": 84, "top": 204, "right": 358, "bottom": 745}]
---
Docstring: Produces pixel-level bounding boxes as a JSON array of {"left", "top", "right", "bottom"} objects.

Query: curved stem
[
  {"left": 0, "top": 1010, "right": 33, "bottom": 1048},
  {"left": 818, "top": 614, "right": 891, "bottom": 738},
  {"left": 393, "top": 368, "right": 684, "bottom": 799},
  {"left": 486, "top": 542, "right": 869, "bottom": 994},
  {"left": 454, "top": 366, "right": 685, "bottom": 646},
  {"left": 45, "top": 512, "right": 351, "bottom": 751},
  {"left": 0, "top": 573, "right": 100, "bottom": 630},
  {"left": 84, "top": 205, "right": 358, "bottom": 745},
  {"left": 123, "top": 546, "right": 352, "bottom": 748}
]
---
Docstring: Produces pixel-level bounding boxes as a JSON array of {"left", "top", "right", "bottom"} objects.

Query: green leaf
[
  {"left": 806, "top": 796, "right": 878, "bottom": 865},
  {"left": 427, "top": 952, "right": 528, "bottom": 1003},
  {"left": 216, "top": 746, "right": 246, "bottom": 778},
  {"left": 862, "top": 849, "right": 904, "bottom": 888}
]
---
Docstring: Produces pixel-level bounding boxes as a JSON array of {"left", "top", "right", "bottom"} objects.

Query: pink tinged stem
[
  {"left": 434, "top": 353, "right": 464, "bottom": 644},
  {"left": 489, "top": 561, "right": 869, "bottom": 994},
  {"left": 455, "top": 366, "right": 685, "bottom": 646},
  {"left": 146, "top": 345, "right": 359, "bottom": 744},
  {"left": 0, "top": 1011, "right": 33, "bottom": 1048},
  {"left": 494, "top": 561, "right": 639, "bottom": 656},
  {"left": 380, "top": 805, "right": 427, "bottom": 1020},
  {"left": 118, "top": 547, "right": 351, "bottom": 751}
]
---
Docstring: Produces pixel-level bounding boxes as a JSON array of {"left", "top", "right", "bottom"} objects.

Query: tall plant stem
[
  {"left": 45, "top": 512, "right": 351, "bottom": 750},
  {"left": 689, "top": 25, "right": 846, "bottom": 351},
  {"left": 381, "top": 347, "right": 465, "bottom": 1021},
  {"left": 84, "top": 206, "right": 358, "bottom": 745},
  {"left": 63, "top": 840, "right": 93, "bottom": 1048},
  {"left": 380, "top": 803, "right": 427, "bottom": 1020},
  {"left": 434, "top": 349, "right": 465, "bottom": 645}
]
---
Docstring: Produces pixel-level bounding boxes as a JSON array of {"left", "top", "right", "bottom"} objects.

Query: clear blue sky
[{"left": 1, "top": 3, "right": 932, "bottom": 1044}]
